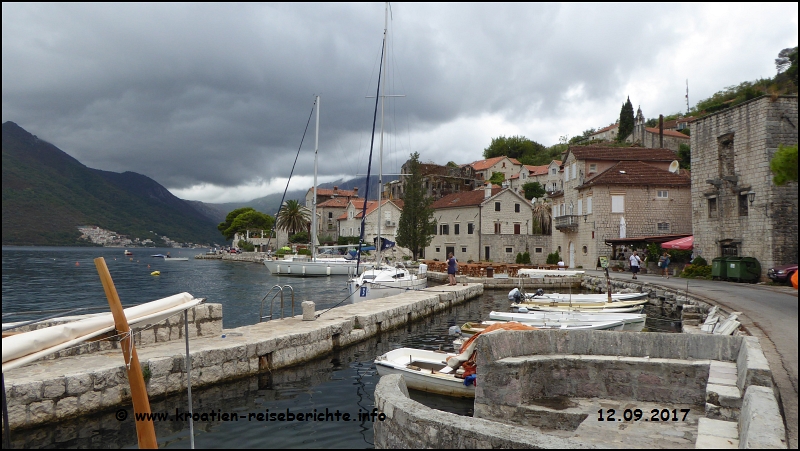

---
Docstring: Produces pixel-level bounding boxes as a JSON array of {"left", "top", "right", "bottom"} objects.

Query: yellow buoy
[{"left": 151, "top": 271, "right": 160, "bottom": 276}]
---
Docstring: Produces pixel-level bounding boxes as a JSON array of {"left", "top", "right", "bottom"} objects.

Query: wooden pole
[{"left": 94, "top": 257, "right": 158, "bottom": 449}]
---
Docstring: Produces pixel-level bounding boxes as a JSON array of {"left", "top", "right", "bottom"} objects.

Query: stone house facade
[
  {"left": 690, "top": 95, "right": 798, "bottom": 278},
  {"left": 426, "top": 184, "right": 550, "bottom": 263},
  {"left": 304, "top": 185, "right": 359, "bottom": 208},
  {"left": 628, "top": 107, "right": 690, "bottom": 152},
  {"left": 468, "top": 156, "right": 523, "bottom": 184},
  {"left": 338, "top": 199, "right": 403, "bottom": 246},
  {"left": 588, "top": 123, "right": 619, "bottom": 141},
  {"left": 315, "top": 197, "right": 350, "bottom": 243},
  {"left": 551, "top": 147, "right": 690, "bottom": 269}
]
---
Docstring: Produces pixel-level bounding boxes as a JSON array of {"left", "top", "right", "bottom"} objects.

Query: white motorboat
[
  {"left": 348, "top": 263, "right": 427, "bottom": 301},
  {"left": 151, "top": 254, "right": 188, "bottom": 261},
  {"left": 509, "top": 287, "right": 647, "bottom": 303},
  {"left": 512, "top": 303, "right": 645, "bottom": 313},
  {"left": 374, "top": 347, "right": 475, "bottom": 398},
  {"left": 264, "top": 254, "right": 371, "bottom": 277},
  {"left": 489, "top": 310, "right": 646, "bottom": 331}
]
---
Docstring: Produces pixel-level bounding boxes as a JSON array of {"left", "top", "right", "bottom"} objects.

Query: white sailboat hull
[
  {"left": 374, "top": 348, "right": 475, "bottom": 398},
  {"left": 347, "top": 265, "right": 427, "bottom": 301},
  {"left": 263, "top": 257, "right": 371, "bottom": 277}
]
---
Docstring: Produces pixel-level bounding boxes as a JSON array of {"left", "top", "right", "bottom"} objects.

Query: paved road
[{"left": 584, "top": 269, "right": 798, "bottom": 448}]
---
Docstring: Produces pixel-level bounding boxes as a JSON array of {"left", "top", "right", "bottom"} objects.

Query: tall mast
[
  {"left": 311, "top": 95, "right": 319, "bottom": 260},
  {"left": 375, "top": 2, "right": 388, "bottom": 266}
]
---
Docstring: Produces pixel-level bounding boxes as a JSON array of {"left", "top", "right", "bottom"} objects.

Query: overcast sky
[{"left": 3, "top": 3, "right": 797, "bottom": 203}]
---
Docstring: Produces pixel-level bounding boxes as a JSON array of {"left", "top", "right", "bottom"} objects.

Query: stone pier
[{"left": 2, "top": 283, "right": 482, "bottom": 430}]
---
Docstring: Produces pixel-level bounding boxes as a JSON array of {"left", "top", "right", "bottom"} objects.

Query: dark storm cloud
[{"left": 3, "top": 3, "right": 797, "bottom": 201}]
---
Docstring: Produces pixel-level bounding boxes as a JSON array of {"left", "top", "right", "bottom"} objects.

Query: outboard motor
[
  {"left": 448, "top": 325, "right": 462, "bottom": 337},
  {"left": 508, "top": 287, "right": 521, "bottom": 301},
  {"left": 533, "top": 288, "right": 544, "bottom": 298}
]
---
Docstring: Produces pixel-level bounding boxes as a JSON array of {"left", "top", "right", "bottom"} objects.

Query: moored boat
[
  {"left": 489, "top": 310, "right": 646, "bottom": 331},
  {"left": 348, "top": 263, "right": 427, "bottom": 301},
  {"left": 509, "top": 287, "right": 647, "bottom": 303},
  {"left": 511, "top": 303, "right": 645, "bottom": 313},
  {"left": 458, "top": 318, "right": 626, "bottom": 334},
  {"left": 374, "top": 347, "right": 475, "bottom": 398}
]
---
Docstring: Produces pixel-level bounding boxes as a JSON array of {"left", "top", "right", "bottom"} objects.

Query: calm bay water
[{"left": 2, "top": 246, "right": 677, "bottom": 449}]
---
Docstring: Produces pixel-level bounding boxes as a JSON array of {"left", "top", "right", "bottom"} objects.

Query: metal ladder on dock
[{"left": 259, "top": 285, "right": 297, "bottom": 322}]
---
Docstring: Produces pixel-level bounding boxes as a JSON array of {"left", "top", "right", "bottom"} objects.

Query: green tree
[
  {"left": 678, "top": 143, "right": 691, "bottom": 170},
  {"left": 483, "top": 135, "right": 554, "bottom": 165},
  {"left": 276, "top": 199, "right": 310, "bottom": 236},
  {"left": 488, "top": 172, "right": 505, "bottom": 186},
  {"left": 218, "top": 208, "right": 274, "bottom": 241},
  {"left": 770, "top": 143, "right": 798, "bottom": 185},
  {"left": 522, "top": 181, "right": 546, "bottom": 200},
  {"left": 395, "top": 152, "right": 436, "bottom": 260},
  {"left": 218, "top": 207, "right": 254, "bottom": 240},
  {"left": 617, "top": 97, "right": 635, "bottom": 142}
]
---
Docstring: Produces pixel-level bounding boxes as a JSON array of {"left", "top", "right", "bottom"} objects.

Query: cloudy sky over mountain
[{"left": 3, "top": 3, "right": 797, "bottom": 203}]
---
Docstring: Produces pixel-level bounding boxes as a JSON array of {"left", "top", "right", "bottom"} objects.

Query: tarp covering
[{"left": 661, "top": 235, "right": 694, "bottom": 250}]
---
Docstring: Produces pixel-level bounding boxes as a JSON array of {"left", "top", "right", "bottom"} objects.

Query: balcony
[{"left": 554, "top": 215, "right": 580, "bottom": 232}]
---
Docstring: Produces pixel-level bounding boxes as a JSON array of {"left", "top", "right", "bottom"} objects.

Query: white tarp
[{"left": 3, "top": 292, "right": 202, "bottom": 372}]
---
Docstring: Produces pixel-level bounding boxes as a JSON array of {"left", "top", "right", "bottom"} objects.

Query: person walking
[
  {"left": 629, "top": 251, "right": 642, "bottom": 279},
  {"left": 659, "top": 252, "right": 671, "bottom": 278},
  {"left": 447, "top": 252, "right": 457, "bottom": 286}
]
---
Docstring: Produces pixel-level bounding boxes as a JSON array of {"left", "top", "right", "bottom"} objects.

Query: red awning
[{"left": 661, "top": 235, "right": 693, "bottom": 250}]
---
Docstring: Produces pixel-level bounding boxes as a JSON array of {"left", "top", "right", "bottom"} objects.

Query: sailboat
[
  {"left": 347, "top": 3, "right": 427, "bottom": 301},
  {"left": 263, "top": 96, "right": 373, "bottom": 277}
]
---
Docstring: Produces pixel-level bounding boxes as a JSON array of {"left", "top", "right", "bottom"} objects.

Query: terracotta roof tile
[
  {"left": 525, "top": 165, "right": 549, "bottom": 176},
  {"left": 644, "top": 127, "right": 690, "bottom": 139},
  {"left": 469, "top": 156, "right": 522, "bottom": 171},
  {"left": 313, "top": 187, "right": 359, "bottom": 198},
  {"left": 317, "top": 198, "right": 351, "bottom": 208},
  {"left": 431, "top": 187, "right": 503, "bottom": 209},
  {"left": 567, "top": 146, "right": 678, "bottom": 162},
  {"left": 579, "top": 161, "right": 690, "bottom": 188},
  {"left": 592, "top": 123, "right": 619, "bottom": 134}
]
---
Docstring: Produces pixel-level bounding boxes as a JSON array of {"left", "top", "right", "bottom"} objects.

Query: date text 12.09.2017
[{"left": 597, "top": 408, "right": 690, "bottom": 422}]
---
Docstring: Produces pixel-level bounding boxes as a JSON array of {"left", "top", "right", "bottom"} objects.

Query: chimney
[
  {"left": 333, "top": 186, "right": 338, "bottom": 192},
  {"left": 484, "top": 182, "right": 492, "bottom": 199},
  {"left": 353, "top": 187, "right": 358, "bottom": 196},
  {"left": 659, "top": 115, "right": 664, "bottom": 148}
]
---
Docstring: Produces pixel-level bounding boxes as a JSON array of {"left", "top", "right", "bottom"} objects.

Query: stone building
[
  {"left": 304, "top": 185, "right": 358, "bottom": 208},
  {"left": 628, "top": 107, "right": 691, "bottom": 152},
  {"left": 425, "top": 183, "right": 549, "bottom": 263},
  {"left": 468, "top": 156, "right": 523, "bottom": 184},
  {"left": 314, "top": 197, "right": 350, "bottom": 243},
  {"left": 337, "top": 199, "right": 403, "bottom": 246},
  {"left": 551, "top": 147, "right": 691, "bottom": 269},
  {"left": 384, "top": 160, "right": 477, "bottom": 201},
  {"left": 690, "top": 95, "right": 798, "bottom": 278},
  {"left": 587, "top": 123, "right": 619, "bottom": 141}
]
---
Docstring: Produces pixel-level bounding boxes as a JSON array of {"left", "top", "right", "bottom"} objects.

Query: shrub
[
  {"left": 297, "top": 248, "right": 312, "bottom": 256},
  {"left": 516, "top": 253, "right": 523, "bottom": 264},
  {"left": 237, "top": 240, "right": 255, "bottom": 252},
  {"left": 522, "top": 251, "right": 531, "bottom": 264},
  {"left": 289, "top": 231, "right": 309, "bottom": 243},
  {"left": 546, "top": 251, "right": 560, "bottom": 265},
  {"left": 680, "top": 264, "right": 712, "bottom": 279},
  {"left": 692, "top": 256, "right": 708, "bottom": 266}
]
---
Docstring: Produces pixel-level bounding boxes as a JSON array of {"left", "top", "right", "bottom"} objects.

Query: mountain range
[{"left": 2, "top": 121, "right": 394, "bottom": 246}]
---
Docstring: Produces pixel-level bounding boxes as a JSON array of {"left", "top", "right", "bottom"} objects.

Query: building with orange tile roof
[{"left": 338, "top": 199, "right": 403, "bottom": 247}]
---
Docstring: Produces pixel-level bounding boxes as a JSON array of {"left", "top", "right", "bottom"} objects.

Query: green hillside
[{"left": 2, "top": 121, "right": 221, "bottom": 246}]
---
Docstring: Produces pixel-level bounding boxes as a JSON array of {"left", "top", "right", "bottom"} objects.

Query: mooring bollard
[{"left": 302, "top": 301, "right": 315, "bottom": 321}]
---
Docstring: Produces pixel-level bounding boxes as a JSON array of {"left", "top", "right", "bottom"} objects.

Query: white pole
[{"left": 312, "top": 96, "right": 319, "bottom": 260}]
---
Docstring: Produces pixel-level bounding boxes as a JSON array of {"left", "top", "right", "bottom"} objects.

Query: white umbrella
[{"left": 620, "top": 216, "right": 627, "bottom": 238}]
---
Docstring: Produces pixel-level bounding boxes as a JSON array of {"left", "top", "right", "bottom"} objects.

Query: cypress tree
[
  {"left": 617, "top": 96, "right": 635, "bottom": 142},
  {"left": 395, "top": 152, "right": 436, "bottom": 260}
]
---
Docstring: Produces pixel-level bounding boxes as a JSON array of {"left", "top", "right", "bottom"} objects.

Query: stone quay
[{"left": 2, "top": 283, "right": 482, "bottom": 430}]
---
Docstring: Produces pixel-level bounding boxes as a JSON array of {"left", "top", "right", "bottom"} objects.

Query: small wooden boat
[
  {"left": 509, "top": 288, "right": 647, "bottom": 303},
  {"left": 374, "top": 347, "right": 475, "bottom": 398},
  {"left": 152, "top": 254, "right": 188, "bottom": 261},
  {"left": 459, "top": 318, "right": 625, "bottom": 334},
  {"left": 517, "top": 268, "right": 585, "bottom": 277},
  {"left": 511, "top": 303, "right": 645, "bottom": 313},
  {"left": 489, "top": 310, "right": 646, "bottom": 331}
]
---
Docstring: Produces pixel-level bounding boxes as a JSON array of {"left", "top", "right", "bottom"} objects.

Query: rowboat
[
  {"left": 517, "top": 268, "right": 585, "bottom": 277},
  {"left": 489, "top": 310, "right": 646, "bottom": 332},
  {"left": 374, "top": 347, "right": 475, "bottom": 398},
  {"left": 510, "top": 302, "right": 645, "bottom": 313},
  {"left": 509, "top": 287, "right": 647, "bottom": 303},
  {"left": 459, "top": 319, "right": 625, "bottom": 334}
]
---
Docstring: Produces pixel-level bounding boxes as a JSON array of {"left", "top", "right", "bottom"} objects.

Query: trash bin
[
  {"left": 712, "top": 257, "right": 727, "bottom": 280},
  {"left": 486, "top": 266, "right": 494, "bottom": 278},
  {"left": 739, "top": 257, "right": 761, "bottom": 283},
  {"left": 726, "top": 257, "right": 744, "bottom": 282}
]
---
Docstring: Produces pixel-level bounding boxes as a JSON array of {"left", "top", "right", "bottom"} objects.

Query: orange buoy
[
  {"left": 792, "top": 270, "right": 798, "bottom": 289},
  {"left": 75, "top": 262, "right": 80, "bottom": 266}
]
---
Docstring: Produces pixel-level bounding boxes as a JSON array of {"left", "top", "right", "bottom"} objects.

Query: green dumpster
[
  {"left": 712, "top": 257, "right": 727, "bottom": 280},
  {"left": 739, "top": 257, "right": 761, "bottom": 283},
  {"left": 726, "top": 257, "right": 745, "bottom": 282}
]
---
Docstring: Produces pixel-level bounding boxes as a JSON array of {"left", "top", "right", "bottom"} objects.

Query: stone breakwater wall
[
  {"left": 4, "top": 303, "right": 223, "bottom": 361},
  {"left": 428, "top": 271, "right": 583, "bottom": 290},
  {"left": 3, "top": 284, "right": 482, "bottom": 430},
  {"left": 194, "top": 252, "right": 269, "bottom": 263}
]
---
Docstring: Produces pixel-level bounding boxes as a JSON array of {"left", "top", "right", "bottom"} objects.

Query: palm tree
[
  {"left": 532, "top": 200, "right": 552, "bottom": 235},
  {"left": 276, "top": 199, "right": 311, "bottom": 237}
]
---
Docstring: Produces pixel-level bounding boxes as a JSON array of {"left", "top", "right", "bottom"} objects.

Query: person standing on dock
[
  {"left": 447, "top": 252, "right": 457, "bottom": 286},
  {"left": 659, "top": 252, "right": 671, "bottom": 278}
]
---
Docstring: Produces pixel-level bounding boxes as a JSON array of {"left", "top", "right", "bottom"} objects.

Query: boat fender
[
  {"left": 151, "top": 271, "right": 160, "bottom": 276},
  {"left": 448, "top": 325, "right": 462, "bottom": 336},
  {"left": 517, "top": 307, "right": 528, "bottom": 313}
]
